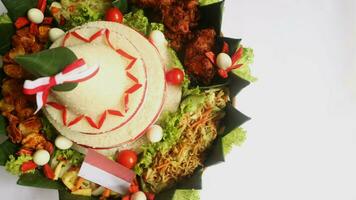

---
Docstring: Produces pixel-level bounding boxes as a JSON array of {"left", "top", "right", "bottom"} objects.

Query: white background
[{"left": 1, "top": 0, "right": 356, "bottom": 199}]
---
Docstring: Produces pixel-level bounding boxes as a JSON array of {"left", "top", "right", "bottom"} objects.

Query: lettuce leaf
[
  {"left": 5, "top": 155, "right": 34, "bottom": 176},
  {"left": 53, "top": 149, "right": 84, "bottom": 167},
  {"left": 199, "top": 0, "right": 222, "bottom": 6},
  {"left": 232, "top": 47, "right": 257, "bottom": 82},
  {"left": 60, "top": 0, "right": 111, "bottom": 29},
  {"left": 222, "top": 128, "right": 247, "bottom": 155},
  {"left": 124, "top": 9, "right": 149, "bottom": 35},
  {"left": 173, "top": 190, "right": 200, "bottom": 200},
  {"left": 124, "top": 9, "right": 165, "bottom": 36}
]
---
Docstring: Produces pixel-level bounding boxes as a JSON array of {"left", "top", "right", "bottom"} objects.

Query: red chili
[
  {"left": 59, "top": 15, "right": 66, "bottom": 26},
  {"left": 43, "top": 164, "right": 55, "bottom": 180},
  {"left": 128, "top": 184, "right": 139, "bottom": 194},
  {"left": 30, "top": 23, "right": 39, "bottom": 35},
  {"left": 21, "top": 161, "right": 38, "bottom": 173},
  {"left": 222, "top": 41, "right": 230, "bottom": 54},
  {"left": 44, "top": 142, "right": 54, "bottom": 155},
  {"left": 218, "top": 69, "right": 228, "bottom": 78},
  {"left": 122, "top": 195, "right": 130, "bottom": 200},
  {"left": 42, "top": 17, "right": 53, "bottom": 25},
  {"left": 145, "top": 192, "right": 155, "bottom": 200},
  {"left": 37, "top": 0, "right": 47, "bottom": 13},
  {"left": 14, "top": 17, "right": 30, "bottom": 29},
  {"left": 232, "top": 46, "right": 244, "bottom": 64},
  {"left": 17, "top": 148, "right": 33, "bottom": 156}
]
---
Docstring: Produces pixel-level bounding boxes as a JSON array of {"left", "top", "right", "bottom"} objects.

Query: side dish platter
[{"left": 0, "top": 0, "right": 255, "bottom": 199}]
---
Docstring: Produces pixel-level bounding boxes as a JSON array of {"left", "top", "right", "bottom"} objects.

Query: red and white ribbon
[{"left": 23, "top": 59, "right": 100, "bottom": 113}]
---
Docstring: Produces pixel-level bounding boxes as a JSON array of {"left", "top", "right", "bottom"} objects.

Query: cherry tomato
[
  {"left": 105, "top": 7, "right": 123, "bottom": 23},
  {"left": 165, "top": 68, "right": 184, "bottom": 85},
  {"left": 116, "top": 150, "right": 137, "bottom": 169}
]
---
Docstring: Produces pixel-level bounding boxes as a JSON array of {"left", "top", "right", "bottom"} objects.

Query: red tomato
[
  {"left": 116, "top": 150, "right": 137, "bottom": 169},
  {"left": 165, "top": 68, "right": 184, "bottom": 85},
  {"left": 105, "top": 7, "right": 123, "bottom": 23}
]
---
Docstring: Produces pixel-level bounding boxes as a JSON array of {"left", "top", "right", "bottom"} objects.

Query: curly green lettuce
[
  {"left": 53, "top": 149, "right": 84, "bottom": 167},
  {"left": 0, "top": 13, "right": 12, "bottom": 23},
  {"left": 124, "top": 9, "right": 149, "bottom": 35},
  {"left": 222, "top": 127, "right": 247, "bottom": 155},
  {"left": 61, "top": 0, "right": 111, "bottom": 29},
  {"left": 124, "top": 9, "right": 164, "bottom": 36},
  {"left": 232, "top": 47, "right": 257, "bottom": 82},
  {"left": 5, "top": 155, "right": 34, "bottom": 176},
  {"left": 173, "top": 190, "right": 200, "bottom": 200}
]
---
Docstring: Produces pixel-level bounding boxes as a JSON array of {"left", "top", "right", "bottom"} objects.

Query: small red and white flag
[{"left": 78, "top": 149, "right": 136, "bottom": 194}]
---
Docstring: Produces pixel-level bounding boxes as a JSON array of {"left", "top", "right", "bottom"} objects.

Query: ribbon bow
[{"left": 23, "top": 59, "right": 100, "bottom": 113}]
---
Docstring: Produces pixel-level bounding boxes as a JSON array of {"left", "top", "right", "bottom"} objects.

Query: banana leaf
[
  {"left": 17, "top": 171, "right": 66, "bottom": 190},
  {"left": 0, "top": 13, "right": 15, "bottom": 55},
  {"left": 198, "top": 0, "right": 225, "bottom": 35},
  {"left": 0, "top": 115, "right": 6, "bottom": 135},
  {"left": 0, "top": 139, "right": 18, "bottom": 165},
  {"left": 58, "top": 190, "right": 100, "bottom": 200},
  {"left": 1, "top": 0, "right": 37, "bottom": 22}
]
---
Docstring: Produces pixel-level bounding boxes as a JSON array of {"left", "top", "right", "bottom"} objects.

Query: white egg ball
[
  {"left": 27, "top": 8, "right": 44, "bottom": 24},
  {"left": 146, "top": 125, "right": 163, "bottom": 143},
  {"left": 131, "top": 191, "right": 147, "bottom": 200},
  {"left": 149, "top": 30, "right": 167, "bottom": 45},
  {"left": 216, "top": 53, "right": 232, "bottom": 70},
  {"left": 55, "top": 136, "right": 73, "bottom": 150},
  {"left": 33, "top": 149, "right": 50, "bottom": 166},
  {"left": 49, "top": 28, "right": 65, "bottom": 42}
]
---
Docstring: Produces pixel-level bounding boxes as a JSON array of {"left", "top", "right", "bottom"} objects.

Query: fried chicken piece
[
  {"left": 38, "top": 25, "right": 51, "bottom": 43},
  {"left": 19, "top": 117, "right": 42, "bottom": 136},
  {"left": 133, "top": 0, "right": 199, "bottom": 50},
  {"left": 7, "top": 123, "right": 22, "bottom": 144},
  {"left": 2, "top": 79, "right": 24, "bottom": 97},
  {"left": 3, "top": 64, "right": 27, "bottom": 79},
  {"left": 185, "top": 29, "right": 217, "bottom": 59},
  {"left": 184, "top": 29, "right": 217, "bottom": 85},
  {"left": 185, "top": 55, "right": 215, "bottom": 85},
  {"left": 21, "top": 133, "right": 47, "bottom": 149},
  {"left": 0, "top": 99, "right": 15, "bottom": 113},
  {"left": 8, "top": 45, "right": 25, "bottom": 60},
  {"left": 162, "top": 0, "right": 199, "bottom": 50},
  {"left": 133, "top": 0, "right": 174, "bottom": 7}
]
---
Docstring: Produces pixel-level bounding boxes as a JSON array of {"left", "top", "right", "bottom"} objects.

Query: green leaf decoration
[
  {"left": 216, "top": 37, "right": 241, "bottom": 58},
  {"left": 0, "top": 13, "right": 15, "bottom": 55},
  {"left": 204, "top": 138, "right": 225, "bottom": 167},
  {"left": 14, "top": 47, "right": 79, "bottom": 91},
  {"left": 58, "top": 190, "right": 99, "bottom": 200},
  {"left": 0, "top": 139, "right": 18, "bottom": 166},
  {"left": 0, "top": 115, "right": 7, "bottom": 135},
  {"left": 222, "top": 128, "right": 247, "bottom": 155},
  {"left": 198, "top": 0, "right": 225, "bottom": 35},
  {"left": 17, "top": 171, "right": 66, "bottom": 190},
  {"left": 223, "top": 103, "right": 250, "bottom": 136},
  {"left": 227, "top": 73, "right": 250, "bottom": 99},
  {"left": 112, "top": 0, "right": 128, "bottom": 14},
  {"left": 1, "top": 0, "right": 38, "bottom": 22}
]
